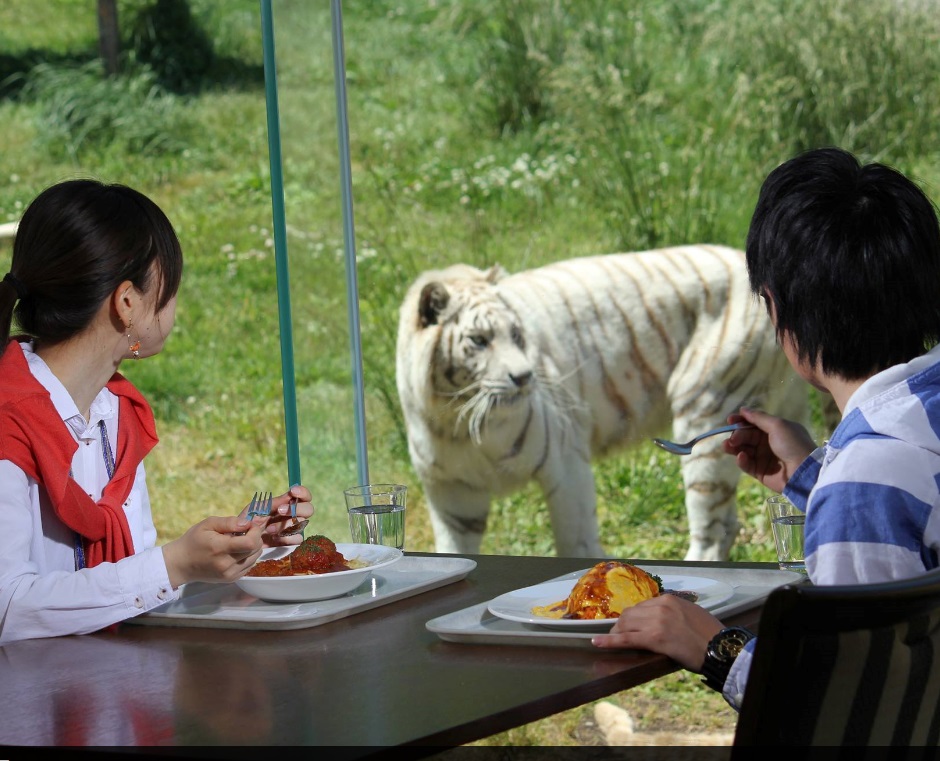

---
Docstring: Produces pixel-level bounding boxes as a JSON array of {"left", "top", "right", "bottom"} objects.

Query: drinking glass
[
  {"left": 344, "top": 484, "right": 407, "bottom": 550},
  {"left": 766, "top": 495, "right": 806, "bottom": 574}
]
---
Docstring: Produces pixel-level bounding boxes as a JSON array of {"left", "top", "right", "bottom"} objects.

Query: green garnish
[
  {"left": 619, "top": 560, "right": 664, "bottom": 593},
  {"left": 649, "top": 572, "right": 664, "bottom": 593}
]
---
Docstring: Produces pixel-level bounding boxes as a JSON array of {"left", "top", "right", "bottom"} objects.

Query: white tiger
[{"left": 395, "top": 245, "right": 811, "bottom": 560}]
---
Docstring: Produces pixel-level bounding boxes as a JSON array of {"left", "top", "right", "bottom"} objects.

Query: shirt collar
[{"left": 843, "top": 342, "right": 940, "bottom": 415}]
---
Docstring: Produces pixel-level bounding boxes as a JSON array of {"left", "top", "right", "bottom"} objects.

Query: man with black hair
[{"left": 593, "top": 146, "right": 940, "bottom": 711}]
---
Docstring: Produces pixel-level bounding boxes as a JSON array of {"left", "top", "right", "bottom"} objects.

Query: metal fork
[
  {"left": 236, "top": 490, "right": 308, "bottom": 537},
  {"left": 247, "top": 491, "right": 273, "bottom": 521},
  {"left": 233, "top": 491, "right": 268, "bottom": 536}
]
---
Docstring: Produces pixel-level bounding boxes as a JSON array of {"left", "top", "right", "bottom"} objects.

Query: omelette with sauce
[{"left": 532, "top": 561, "right": 663, "bottom": 620}]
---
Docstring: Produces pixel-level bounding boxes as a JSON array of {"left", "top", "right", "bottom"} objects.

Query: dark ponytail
[
  {"left": 3, "top": 179, "right": 183, "bottom": 349},
  {"left": 0, "top": 273, "right": 19, "bottom": 346}
]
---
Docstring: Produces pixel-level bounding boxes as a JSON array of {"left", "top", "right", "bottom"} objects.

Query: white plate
[
  {"left": 486, "top": 572, "right": 735, "bottom": 631},
  {"left": 234, "top": 543, "right": 403, "bottom": 602}
]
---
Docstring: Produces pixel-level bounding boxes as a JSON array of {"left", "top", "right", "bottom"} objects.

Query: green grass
[{"left": 2, "top": 0, "right": 939, "bottom": 744}]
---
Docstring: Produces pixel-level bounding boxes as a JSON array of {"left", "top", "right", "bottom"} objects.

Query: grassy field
[{"left": 2, "top": 0, "right": 939, "bottom": 745}]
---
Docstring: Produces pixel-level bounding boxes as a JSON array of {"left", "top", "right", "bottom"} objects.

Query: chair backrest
[{"left": 732, "top": 568, "right": 940, "bottom": 749}]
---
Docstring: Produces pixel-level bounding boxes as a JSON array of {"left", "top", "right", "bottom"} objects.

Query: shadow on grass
[
  {"left": 0, "top": 48, "right": 263, "bottom": 102},
  {"left": 0, "top": 50, "right": 94, "bottom": 99}
]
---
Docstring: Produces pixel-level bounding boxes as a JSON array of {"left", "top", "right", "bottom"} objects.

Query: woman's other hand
[{"left": 260, "top": 484, "right": 314, "bottom": 547}]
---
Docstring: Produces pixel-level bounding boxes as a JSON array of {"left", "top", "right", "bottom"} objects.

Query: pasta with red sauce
[{"left": 246, "top": 534, "right": 353, "bottom": 577}]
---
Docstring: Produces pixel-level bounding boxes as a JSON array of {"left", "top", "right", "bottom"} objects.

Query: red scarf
[{"left": 0, "top": 340, "right": 159, "bottom": 567}]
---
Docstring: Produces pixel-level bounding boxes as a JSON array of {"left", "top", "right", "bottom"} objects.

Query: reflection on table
[{"left": 0, "top": 554, "right": 775, "bottom": 753}]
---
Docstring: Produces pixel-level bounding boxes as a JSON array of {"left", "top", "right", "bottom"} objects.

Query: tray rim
[
  {"left": 426, "top": 564, "right": 806, "bottom": 647},
  {"left": 130, "top": 554, "right": 477, "bottom": 631}
]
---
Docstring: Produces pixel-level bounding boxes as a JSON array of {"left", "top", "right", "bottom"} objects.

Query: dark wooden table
[{"left": 0, "top": 554, "right": 772, "bottom": 758}]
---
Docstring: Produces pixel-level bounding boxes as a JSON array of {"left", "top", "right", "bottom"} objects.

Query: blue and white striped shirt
[
  {"left": 790, "top": 342, "right": 940, "bottom": 584},
  {"left": 724, "top": 342, "right": 940, "bottom": 709}
]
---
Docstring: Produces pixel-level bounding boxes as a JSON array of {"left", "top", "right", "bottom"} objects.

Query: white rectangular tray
[
  {"left": 129, "top": 555, "right": 476, "bottom": 631},
  {"left": 426, "top": 564, "right": 806, "bottom": 648}
]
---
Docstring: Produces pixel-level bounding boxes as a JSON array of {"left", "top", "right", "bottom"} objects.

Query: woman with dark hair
[
  {"left": 593, "top": 147, "right": 940, "bottom": 711},
  {"left": 0, "top": 179, "right": 313, "bottom": 645}
]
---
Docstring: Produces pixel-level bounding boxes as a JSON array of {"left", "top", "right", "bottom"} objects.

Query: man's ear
[{"left": 761, "top": 286, "right": 779, "bottom": 326}]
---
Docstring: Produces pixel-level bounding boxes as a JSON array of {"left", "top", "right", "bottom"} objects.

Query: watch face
[
  {"left": 711, "top": 627, "right": 753, "bottom": 661},
  {"left": 718, "top": 634, "right": 747, "bottom": 658}
]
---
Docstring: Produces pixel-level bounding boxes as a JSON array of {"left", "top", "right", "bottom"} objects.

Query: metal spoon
[
  {"left": 277, "top": 519, "right": 309, "bottom": 537},
  {"left": 275, "top": 496, "right": 308, "bottom": 537},
  {"left": 652, "top": 422, "right": 754, "bottom": 456}
]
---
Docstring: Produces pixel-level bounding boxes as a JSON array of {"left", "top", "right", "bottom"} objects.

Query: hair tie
[{"left": 2, "top": 272, "right": 27, "bottom": 300}]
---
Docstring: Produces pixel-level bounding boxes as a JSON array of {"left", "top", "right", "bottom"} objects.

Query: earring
[{"left": 126, "top": 320, "right": 141, "bottom": 360}]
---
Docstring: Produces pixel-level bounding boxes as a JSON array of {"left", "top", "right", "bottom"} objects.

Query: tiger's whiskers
[
  {"left": 447, "top": 371, "right": 583, "bottom": 447},
  {"left": 455, "top": 385, "right": 494, "bottom": 444}
]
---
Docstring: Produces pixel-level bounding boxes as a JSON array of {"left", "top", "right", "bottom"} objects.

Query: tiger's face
[{"left": 416, "top": 277, "right": 535, "bottom": 441}]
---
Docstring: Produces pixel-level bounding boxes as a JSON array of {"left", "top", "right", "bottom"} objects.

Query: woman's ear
[{"left": 112, "top": 280, "right": 138, "bottom": 327}]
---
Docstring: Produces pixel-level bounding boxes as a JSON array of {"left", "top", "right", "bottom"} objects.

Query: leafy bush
[
  {"left": 457, "top": 0, "right": 570, "bottom": 135},
  {"left": 453, "top": 0, "right": 940, "bottom": 250},
  {"left": 22, "top": 59, "right": 193, "bottom": 159},
  {"left": 715, "top": 0, "right": 940, "bottom": 162}
]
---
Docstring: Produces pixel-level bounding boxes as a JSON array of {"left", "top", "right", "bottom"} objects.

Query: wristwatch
[{"left": 701, "top": 626, "right": 755, "bottom": 693}]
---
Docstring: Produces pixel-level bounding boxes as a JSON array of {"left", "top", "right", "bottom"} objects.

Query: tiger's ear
[
  {"left": 418, "top": 281, "right": 449, "bottom": 328},
  {"left": 484, "top": 264, "right": 508, "bottom": 283}
]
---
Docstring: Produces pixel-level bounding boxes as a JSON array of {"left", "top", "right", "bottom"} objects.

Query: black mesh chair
[{"left": 732, "top": 567, "right": 940, "bottom": 749}]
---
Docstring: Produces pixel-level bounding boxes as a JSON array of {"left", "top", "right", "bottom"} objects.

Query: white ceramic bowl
[{"left": 234, "top": 542, "right": 403, "bottom": 602}]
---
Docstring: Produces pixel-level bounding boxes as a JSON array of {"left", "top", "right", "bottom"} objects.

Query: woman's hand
[
  {"left": 723, "top": 406, "right": 817, "bottom": 493},
  {"left": 162, "top": 516, "right": 268, "bottom": 589},
  {"left": 591, "top": 594, "right": 724, "bottom": 671},
  {"left": 260, "top": 484, "right": 314, "bottom": 547},
  {"left": 162, "top": 485, "right": 314, "bottom": 587}
]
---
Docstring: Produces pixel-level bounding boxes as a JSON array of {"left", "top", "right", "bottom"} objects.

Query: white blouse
[{"left": 0, "top": 342, "right": 178, "bottom": 645}]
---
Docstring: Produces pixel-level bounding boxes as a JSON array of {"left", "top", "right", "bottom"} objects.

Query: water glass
[
  {"left": 766, "top": 495, "right": 806, "bottom": 574},
  {"left": 344, "top": 484, "right": 407, "bottom": 550}
]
